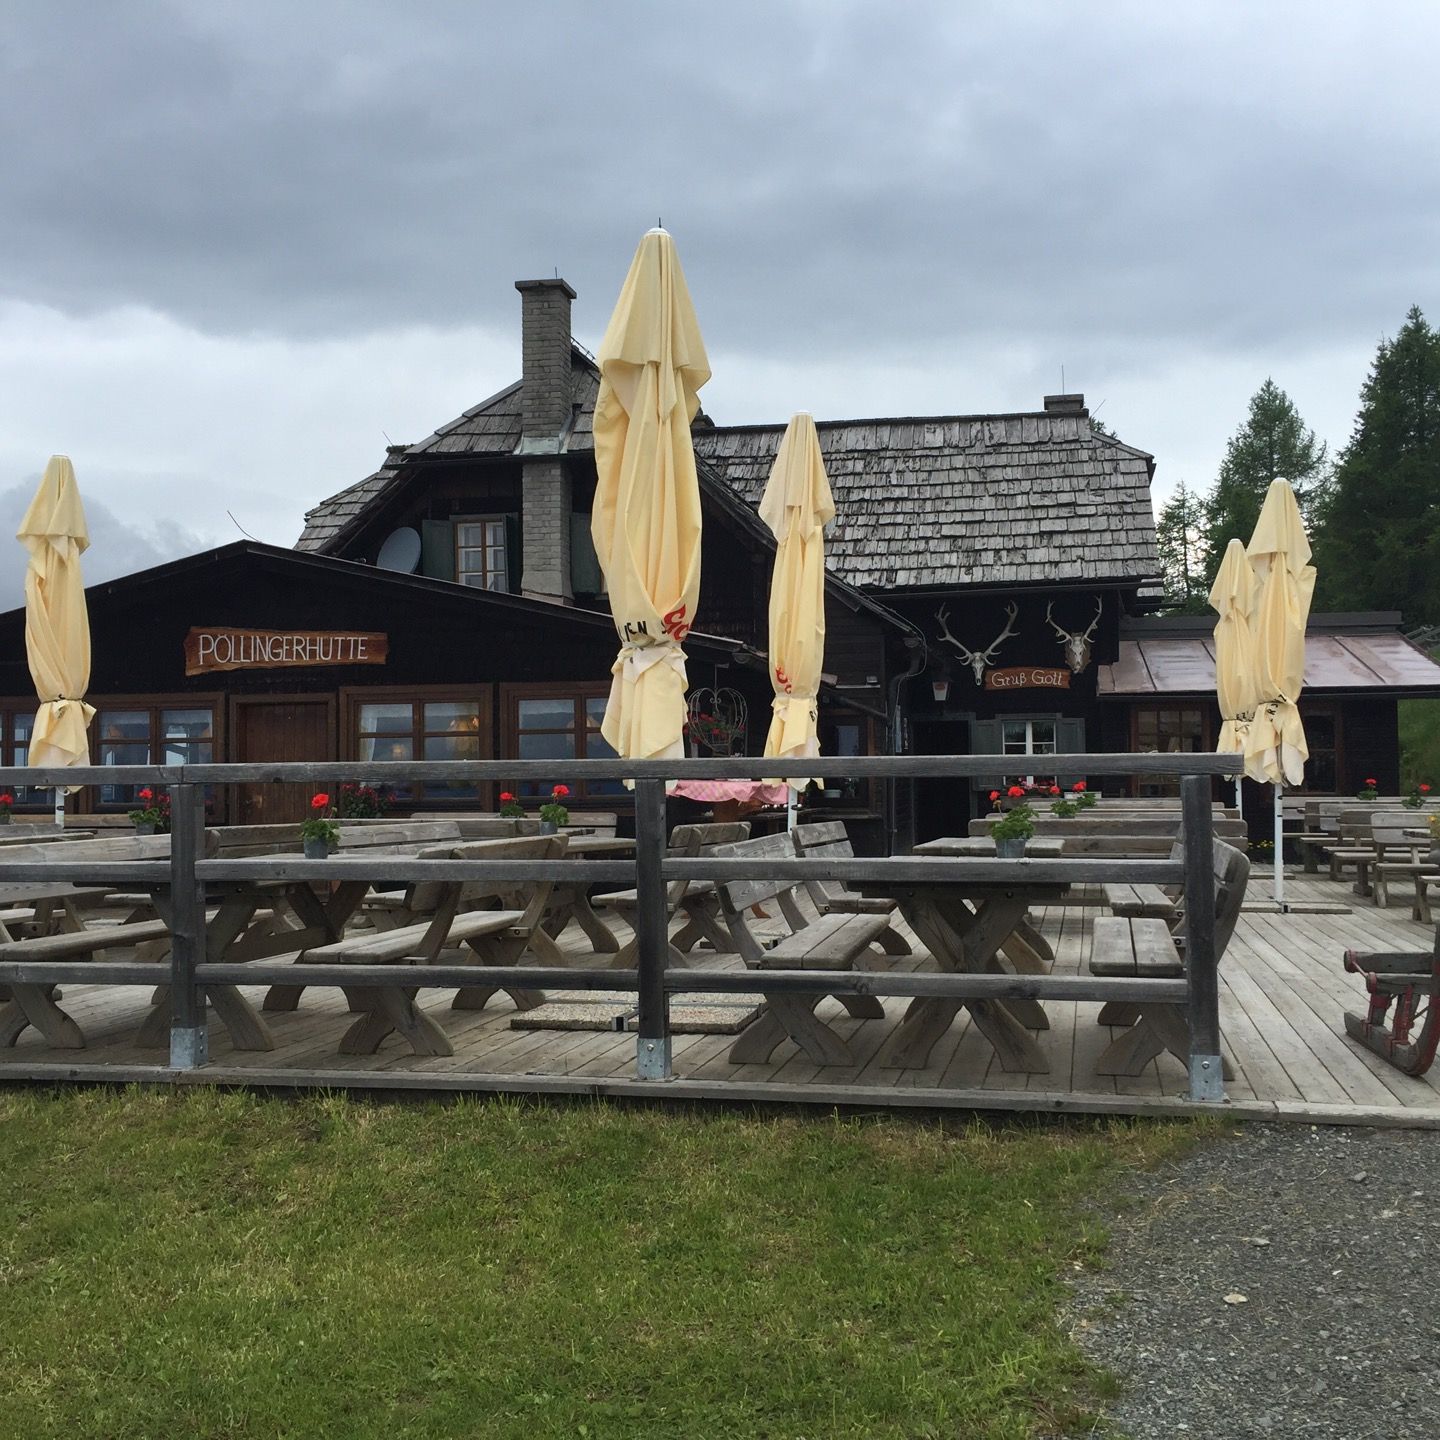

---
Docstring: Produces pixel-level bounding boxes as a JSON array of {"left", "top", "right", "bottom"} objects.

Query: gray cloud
[
  {"left": 0, "top": 479, "right": 206, "bottom": 610},
  {"left": 0, "top": 1, "right": 1436, "bottom": 540}
]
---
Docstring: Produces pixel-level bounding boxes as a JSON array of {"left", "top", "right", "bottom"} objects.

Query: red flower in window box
[
  {"left": 498, "top": 790, "right": 525, "bottom": 818},
  {"left": 1006, "top": 785, "right": 1026, "bottom": 799}
]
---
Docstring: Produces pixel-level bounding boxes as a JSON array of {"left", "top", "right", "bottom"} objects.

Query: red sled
[{"left": 1342, "top": 941, "right": 1440, "bottom": 1077}]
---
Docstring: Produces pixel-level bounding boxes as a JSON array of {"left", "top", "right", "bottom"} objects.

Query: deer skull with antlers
[
  {"left": 935, "top": 601, "right": 1019, "bottom": 684},
  {"left": 1045, "top": 597, "right": 1102, "bottom": 674}
]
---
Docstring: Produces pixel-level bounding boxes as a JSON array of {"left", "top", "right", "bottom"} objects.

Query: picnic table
[
  {"left": 542, "top": 834, "right": 635, "bottom": 954},
  {"left": 861, "top": 846, "right": 1070, "bottom": 1073}
]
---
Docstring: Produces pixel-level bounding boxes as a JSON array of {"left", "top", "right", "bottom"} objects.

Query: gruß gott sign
[
  {"left": 184, "top": 627, "right": 388, "bottom": 676},
  {"left": 983, "top": 666, "right": 1070, "bottom": 691}
]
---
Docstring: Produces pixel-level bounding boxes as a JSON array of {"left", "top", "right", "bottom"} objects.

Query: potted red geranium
[
  {"left": 498, "top": 790, "right": 525, "bottom": 819},
  {"left": 538, "top": 784, "right": 570, "bottom": 834},
  {"left": 128, "top": 787, "right": 164, "bottom": 835},
  {"left": 990, "top": 784, "right": 1036, "bottom": 858},
  {"left": 0, "top": 791, "right": 14, "bottom": 825},
  {"left": 301, "top": 792, "right": 340, "bottom": 858}
]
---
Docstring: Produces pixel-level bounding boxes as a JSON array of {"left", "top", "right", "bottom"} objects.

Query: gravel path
[{"left": 1064, "top": 1124, "right": 1440, "bottom": 1440}]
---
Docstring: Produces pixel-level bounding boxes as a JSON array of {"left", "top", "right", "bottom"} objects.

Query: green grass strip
[{"left": 0, "top": 1089, "right": 1200, "bottom": 1439}]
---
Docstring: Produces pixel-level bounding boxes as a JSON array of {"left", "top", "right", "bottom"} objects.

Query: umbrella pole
[
  {"left": 54, "top": 786, "right": 64, "bottom": 829},
  {"left": 787, "top": 785, "right": 798, "bottom": 833},
  {"left": 1234, "top": 777, "right": 1243, "bottom": 818},
  {"left": 1273, "top": 783, "right": 1284, "bottom": 911}
]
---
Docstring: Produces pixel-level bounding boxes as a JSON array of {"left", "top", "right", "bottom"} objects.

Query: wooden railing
[{"left": 0, "top": 753, "right": 1241, "bottom": 1102}]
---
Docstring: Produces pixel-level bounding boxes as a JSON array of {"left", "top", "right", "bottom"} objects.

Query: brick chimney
[
  {"left": 1043, "top": 393, "right": 1087, "bottom": 416},
  {"left": 514, "top": 278, "right": 577, "bottom": 602}
]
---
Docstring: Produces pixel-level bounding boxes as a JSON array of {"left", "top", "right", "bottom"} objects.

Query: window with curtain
[
  {"left": 356, "top": 698, "right": 484, "bottom": 801},
  {"left": 455, "top": 518, "right": 508, "bottom": 591}
]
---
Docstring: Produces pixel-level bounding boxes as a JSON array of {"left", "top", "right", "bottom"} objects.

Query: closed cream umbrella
[
  {"left": 760, "top": 413, "right": 834, "bottom": 800},
  {"left": 591, "top": 228, "right": 710, "bottom": 768},
  {"left": 1208, "top": 537, "right": 1259, "bottom": 813},
  {"left": 17, "top": 456, "right": 95, "bottom": 821},
  {"left": 1243, "top": 479, "right": 1316, "bottom": 909}
]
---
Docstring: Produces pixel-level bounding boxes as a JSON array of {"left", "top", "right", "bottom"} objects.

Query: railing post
[
  {"left": 168, "top": 782, "right": 208, "bottom": 1069},
  {"left": 1182, "top": 772, "right": 1222, "bottom": 1102},
  {"left": 632, "top": 776, "right": 672, "bottom": 1080}
]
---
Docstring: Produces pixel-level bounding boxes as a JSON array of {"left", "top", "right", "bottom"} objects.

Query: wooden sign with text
[
  {"left": 984, "top": 666, "right": 1071, "bottom": 691},
  {"left": 185, "top": 627, "right": 389, "bottom": 676}
]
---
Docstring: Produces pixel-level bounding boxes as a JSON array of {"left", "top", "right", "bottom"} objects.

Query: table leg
[
  {"left": 877, "top": 893, "right": 1049, "bottom": 1073},
  {"left": 0, "top": 985, "right": 85, "bottom": 1048}
]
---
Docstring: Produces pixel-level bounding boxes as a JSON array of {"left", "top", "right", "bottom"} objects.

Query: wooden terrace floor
[{"left": 4, "top": 872, "right": 1438, "bottom": 1126}]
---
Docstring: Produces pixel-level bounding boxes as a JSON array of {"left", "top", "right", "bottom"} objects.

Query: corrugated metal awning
[{"left": 1098, "top": 630, "right": 1440, "bottom": 696}]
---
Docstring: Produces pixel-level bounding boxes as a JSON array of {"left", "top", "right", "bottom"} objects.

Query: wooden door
[{"left": 231, "top": 697, "right": 335, "bottom": 824}]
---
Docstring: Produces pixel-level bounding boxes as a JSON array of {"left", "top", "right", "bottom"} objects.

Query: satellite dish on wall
[{"left": 376, "top": 527, "right": 422, "bottom": 573}]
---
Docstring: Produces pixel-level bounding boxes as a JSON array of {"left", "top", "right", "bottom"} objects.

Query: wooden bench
[
  {"left": 595, "top": 822, "right": 750, "bottom": 967},
  {"left": 1366, "top": 814, "right": 1438, "bottom": 907},
  {"left": 0, "top": 914, "right": 173, "bottom": 1048},
  {"left": 1101, "top": 882, "right": 1177, "bottom": 919},
  {"left": 1088, "top": 839, "right": 1249, "bottom": 1078},
  {"left": 300, "top": 835, "right": 567, "bottom": 1055},
  {"left": 709, "top": 832, "right": 891, "bottom": 1066},
  {"left": 791, "top": 822, "right": 910, "bottom": 955}
]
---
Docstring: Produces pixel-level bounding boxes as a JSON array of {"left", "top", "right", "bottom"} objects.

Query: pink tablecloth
[{"left": 669, "top": 779, "right": 790, "bottom": 806}]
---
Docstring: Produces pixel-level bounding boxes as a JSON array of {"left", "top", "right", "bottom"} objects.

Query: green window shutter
[
  {"left": 420, "top": 519, "right": 455, "bottom": 582},
  {"left": 503, "top": 514, "right": 522, "bottom": 594},
  {"left": 1056, "top": 717, "right": 1086, "bottom": 790},
  {"left": 570, "top": 512, "right": 603, "bottom": 595},
  {"left": 969, "top": 718, "right": 1003, "bottom": 791}
]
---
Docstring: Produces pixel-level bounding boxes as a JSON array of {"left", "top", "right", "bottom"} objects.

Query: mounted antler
[
  {"left": 936, "top": 601, "right": 1020, "bottom": 684},
  {"left": 1045, "top": 597, "right": 1103, "bottom": 674}
]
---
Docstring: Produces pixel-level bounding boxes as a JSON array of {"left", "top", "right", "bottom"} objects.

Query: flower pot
[
  {"left": 133, "top": 822, "right": 156, "bottom": 837},
  {"left": 994, "top": 836, "right": 1028, "bottom": 860},
  {"left": 539, "top": 820, "right": 558, "bottom": 836},
  {"left": 303, "top": 836, "right": 331, "bottom": 859}
]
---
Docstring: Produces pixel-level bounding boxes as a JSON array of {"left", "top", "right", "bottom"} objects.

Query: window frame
[
  {"left": 0, "top": 702, "right": 46, "bottom": 810},
  {"left": 84, "top": 692, "right": 224, "bottom": 812},
  {"left": 500, "top": 681, "right": 625, "bottom": 805},
  {"left": 341, "top": 685, "right": 494, "bottom": 809},
  {"left": 1129, "top": 703, "right": 1211, "bottom": 797},
  {"left": 453, "top": 514, "right": 510, "bottom": 592}
]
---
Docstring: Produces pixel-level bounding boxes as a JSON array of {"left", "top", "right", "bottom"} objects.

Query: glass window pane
[
  {"left": 422, "top": 733, "right": 479, "bottom": 799},
  {"left": 519, "top": 698, "right": 576, "bottom": 731},
  {"left": 359, "top": 702, "right": 414, "bottom": 734},
  {"left": 485, "top": 521, "right": 504, "bottom": 544},
  {"left": 458, "top": 548, "right": 487, "bottom": 569},
  {"left": 423, "top": 702, "right": 480, "bottom": 733},
  {"left": 360, "top": 736, "right": 414, "bottom": 763},
  {"left": 12, "top": 713, "right": 33, "bottom": 744},
  {"left": 485, "top": 573, "right": 506, "bottom": 591},
  {"left": 1030, "top": 720, "right": 1057, "bottom": 752},
  {"left": 162, "top": 708, "right": 212, "bottom": 740}
]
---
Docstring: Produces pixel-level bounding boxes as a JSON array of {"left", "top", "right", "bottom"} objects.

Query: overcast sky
[{"left": 2, "top": 0, "right": 1437, "bottom": 600}]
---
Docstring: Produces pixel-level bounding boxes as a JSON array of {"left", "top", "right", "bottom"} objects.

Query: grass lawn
[{"left": 0, "top": 1089, "right": 1200, "bottom": 1439}]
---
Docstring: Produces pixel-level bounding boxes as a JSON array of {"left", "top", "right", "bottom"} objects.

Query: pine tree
[
  {"left": 1200, "top": 379, "right": 1329, "bottom": 589},
  {"left": 1313, "top": 306, "right": 1440, "bottom": 623},
  {"left": 1154, "top": 481, "right": 1210, "bottom": 614}
]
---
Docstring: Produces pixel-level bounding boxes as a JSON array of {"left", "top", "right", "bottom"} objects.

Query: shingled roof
[
  {"left": 298, "top": 350, "right": 1160, "bottom": 594},
  {"left": 296, "top": 349, "right": 598, "bottom": 552},
  {"left": 691, "top": 411, "right": 1159, "bottom": 591}
]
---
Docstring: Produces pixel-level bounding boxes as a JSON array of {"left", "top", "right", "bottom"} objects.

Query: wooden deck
[{"left": 4, "top": 871, "right": 1438, "bottom": 1126}]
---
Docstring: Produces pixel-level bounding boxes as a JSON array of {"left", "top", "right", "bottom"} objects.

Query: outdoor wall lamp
[{"left": 931, "top": 677, "right": 950, "bottom": 702}]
